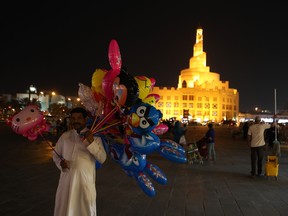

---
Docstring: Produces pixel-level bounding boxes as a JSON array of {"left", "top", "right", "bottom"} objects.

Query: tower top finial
[{"left": 197, "top": 23, "right": 202, "bottom": 29}]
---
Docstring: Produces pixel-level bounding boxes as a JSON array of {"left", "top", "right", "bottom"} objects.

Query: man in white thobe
[{"left": 53, "top": 107, "right": 107, "bottom": 216}]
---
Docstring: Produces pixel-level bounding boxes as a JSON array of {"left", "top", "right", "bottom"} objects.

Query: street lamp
[{"left": 28, "top": 85, "right": 37, "bottom": 102}]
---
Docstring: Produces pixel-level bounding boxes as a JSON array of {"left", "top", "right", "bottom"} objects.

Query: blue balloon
[
  {"left": 128, "top": 102, "right": 163, "bottom": 135},
  {"left": 144, "top": 162, "right": 167, "bottom": 185},
  {"left": 134, "top": 172, "right": 156, "bottom": 197},
  {"left": 160, "top": 139, "right": 186, "bottom": 155},
  {"left": 95, "top": 161, "right": 102, "bottom": 169},
  {"left": 128, "top": 132, "right": 160, "bottom": 154},
  {"left": 158, "top": 145, "right": 187, "bottom": 163},
  {"left": 120, "top": 152, "right": 147, "bottom": 172}
]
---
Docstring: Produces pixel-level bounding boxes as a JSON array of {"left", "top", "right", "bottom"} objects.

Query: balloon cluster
[
  {"left": 7, "top": 40, "right": 187, "bottom": 197},
  {"left": 78, "top": 39, "right": 187, "bottom": 197}
]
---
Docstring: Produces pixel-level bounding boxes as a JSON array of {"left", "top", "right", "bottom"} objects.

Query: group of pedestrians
[
  {"left": 172, "top": 120, "right": 216, "bottom": 162},
  {"left": 172, "top": 115, "right": 281, "bottom": 179},
  {"left": 240, "top": 116, "right": 282, "bottom": 179}
]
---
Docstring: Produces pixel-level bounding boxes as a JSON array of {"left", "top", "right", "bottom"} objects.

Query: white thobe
[{"left": 53, "top": 129, "right": 107, "bottom": 216}]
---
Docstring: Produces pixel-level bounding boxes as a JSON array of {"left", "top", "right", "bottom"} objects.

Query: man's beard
[{"left": 73, "top": 123, "right": 84, "bottom": 133}]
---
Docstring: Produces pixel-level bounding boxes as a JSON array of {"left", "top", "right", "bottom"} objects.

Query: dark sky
[{"left": 1, "top": 3, "right": 287, "bottom": 112}]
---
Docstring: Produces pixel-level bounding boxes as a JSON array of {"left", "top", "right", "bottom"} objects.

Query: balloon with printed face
[
  {"left": 11, "top": 105, "right": 44, "bottom": 135},
  {"left": 142, "top": 93, "right": 160, "bottom": 107},
  {"left": 112, "top": 77, "right": 128, "bottom": 106},
  {"left": 128, "top": 102, "right": 163, "bottom": 135},
  {"left": 134, "top": 76, "right": 155, "bottom": 100},
  {"left": 10, "top": 105, "right": 50, "bottom": 140}
]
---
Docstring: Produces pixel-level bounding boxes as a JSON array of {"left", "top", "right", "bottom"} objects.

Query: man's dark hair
[{"left": 70, "top": 107, "right": 88, "bottom": 118}]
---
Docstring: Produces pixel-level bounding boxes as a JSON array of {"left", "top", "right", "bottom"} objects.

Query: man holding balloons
[{"left": 52, "top": 107, "right": 107, "bottom": 216}]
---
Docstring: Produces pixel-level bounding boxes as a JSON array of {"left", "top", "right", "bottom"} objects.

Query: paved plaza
[{"left": 1, "top": 123, "right": 288, "bottom": 216}]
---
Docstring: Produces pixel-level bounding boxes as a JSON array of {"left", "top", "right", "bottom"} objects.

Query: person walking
[
  {"left": 247, "top": 116, "right": 272, "bottom": 178},
  {"left": 52, "top": 107, "right": 107, "bottom": 216},
  {"left": 205, "top": 123, "right": 216, "bottom": 161}
]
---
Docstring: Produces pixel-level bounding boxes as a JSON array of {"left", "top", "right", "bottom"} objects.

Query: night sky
[{"left": 1, "top": 3, "right": 287, "bottom": 112}]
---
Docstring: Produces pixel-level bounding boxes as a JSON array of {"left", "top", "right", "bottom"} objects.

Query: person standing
[
  {"left": 242, "top": 121, "right": 250, "bottom": 140},
  {"left": 205, "top": 123, "right": 216, "bottom": 161},
  {"left": 247, "top": 116, "right": 271, "bottom": 178},
  {"left": 173, "top": 120, "right": 187, "bottom": 145},
  {"left": 52, "top": 107, "right": 107, "bottom": 216}
]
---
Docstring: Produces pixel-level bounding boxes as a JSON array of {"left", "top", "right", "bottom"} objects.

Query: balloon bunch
[{"left": 78, "top": 39, "right": 187, "bottom": 197}]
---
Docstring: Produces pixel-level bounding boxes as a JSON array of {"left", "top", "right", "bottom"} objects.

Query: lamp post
[{"left": 28, "top": 85, "right": 37, "bottom": 102}]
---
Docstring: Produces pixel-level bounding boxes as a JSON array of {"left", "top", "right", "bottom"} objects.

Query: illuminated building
[{"left": 152, "top": 27, "right": 239, "bottom": 124}]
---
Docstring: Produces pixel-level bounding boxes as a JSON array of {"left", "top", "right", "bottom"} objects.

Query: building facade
[{"left": 152, "top": 27, "right": 239, "bottom": 124}]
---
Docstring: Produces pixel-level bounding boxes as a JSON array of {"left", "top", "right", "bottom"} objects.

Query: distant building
[
  {"left": 16, "top": 92, "right": 69, "bottom": 113},
  {"left": 152, "top": 27, "right": 239, "bottom": 124}
]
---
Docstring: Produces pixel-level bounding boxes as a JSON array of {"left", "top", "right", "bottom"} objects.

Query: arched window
[{"left": 182, "top": 80, "right": 187, "bottom": 88}]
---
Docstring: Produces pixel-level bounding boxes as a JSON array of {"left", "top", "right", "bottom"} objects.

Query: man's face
[{"left": 70, "top": 113, "right": 86, "bottom": 133}]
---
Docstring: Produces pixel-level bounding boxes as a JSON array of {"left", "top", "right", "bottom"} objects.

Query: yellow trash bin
[{"left": 265, "top": 156, "right": 279, "bottom": 180}]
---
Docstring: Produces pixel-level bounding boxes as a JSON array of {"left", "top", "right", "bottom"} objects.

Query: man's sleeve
[{"left": 87, "top": 136, "right": 107, "bottom": 164}]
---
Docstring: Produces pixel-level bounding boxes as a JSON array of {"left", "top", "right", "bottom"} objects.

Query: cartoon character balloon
[
  {"left": 128, "top": 102, "right": 163, "bottom": 135},
  {"left": 103, "top": 139, "right": 167, "bottom": 197},
  {"left": 9, "top": 105, "right": 50, "bottom": 141},
  {"left": 134, "top": 76, "right": 155, "bottom": 100},
  {"left": 142, "top": 93, "right": 160, "bottom": 107}
]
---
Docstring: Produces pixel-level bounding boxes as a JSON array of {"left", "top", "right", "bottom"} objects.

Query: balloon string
[
  {"left": 91, "top": 101, "right": 104, "bottom": 132},
  {"left": 95, "top": 106, "right": 119, "bottom": 131},
  {"left": 92, "top": 120, "right": 122, "bottom": 134},
  {"left": 39, "top": 133, "right": 64, "bottom": 161},
  {"left": 91, "top": 106, "right": 120, "bottom": 133}
]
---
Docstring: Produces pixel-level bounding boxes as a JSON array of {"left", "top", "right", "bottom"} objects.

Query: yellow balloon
[
  {"left": 142, "top": 93, "right": 160, "bottom": 107},
  {"left": 134, "top": 76, "right": 153, "bottom": 100},
  {"left": 91, "top": 69, "right": 106, "bottom": 95}
]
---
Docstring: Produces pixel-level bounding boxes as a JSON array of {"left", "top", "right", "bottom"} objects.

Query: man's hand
[
  {"left": 60, "top": 159, "right": 69, "bottom": 170},
  {"left": 82, "top": 130, "right": 94, "bottom": 144}
]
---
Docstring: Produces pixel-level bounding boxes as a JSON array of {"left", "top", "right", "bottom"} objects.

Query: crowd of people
[{"left": 167, "top": 116, "right": 286, "bottom": 173}]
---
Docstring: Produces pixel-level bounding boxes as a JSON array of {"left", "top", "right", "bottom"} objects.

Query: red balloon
[
  {"left": 102, "top": 69, "right": 119, "bottom": 100},
  {"left": 108, "top": 39, "right": 122, "bottom": 71}
]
